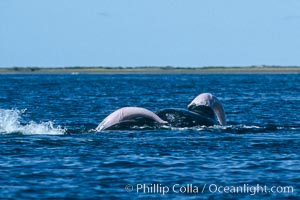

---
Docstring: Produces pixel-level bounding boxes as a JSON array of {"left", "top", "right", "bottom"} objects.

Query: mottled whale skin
[{"left": 156, "top": 108, "right": 215, "bottom": 127}]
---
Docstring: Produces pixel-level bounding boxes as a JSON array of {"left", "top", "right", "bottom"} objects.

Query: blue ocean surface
[{"left": 0, "top": 74, "right": 299, "bottom": 199}]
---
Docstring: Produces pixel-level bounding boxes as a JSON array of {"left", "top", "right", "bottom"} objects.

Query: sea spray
[{"left": 0, "top": 109, "right": 66, "bottom": 135}]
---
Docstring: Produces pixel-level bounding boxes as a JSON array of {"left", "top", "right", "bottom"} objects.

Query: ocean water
[{"left": 0, "top": 74, "right": 299, "bottom": 199}]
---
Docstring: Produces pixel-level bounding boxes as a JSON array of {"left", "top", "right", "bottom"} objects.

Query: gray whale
[{"left": 96, "top": 93, "right": 226, "bottom": 131}]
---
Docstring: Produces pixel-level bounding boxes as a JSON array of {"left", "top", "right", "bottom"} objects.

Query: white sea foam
[{"left": 0, "top": 109, "right": 66, "bottom": 135}]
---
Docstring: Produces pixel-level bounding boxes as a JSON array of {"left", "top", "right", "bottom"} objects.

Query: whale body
[
  {"left": 95, "top": 107, "right": 167, "bottom": 131},
  {"left": 96, "top": 93, "right": 226, "bottom": 131},
  {"left": 188, "top": 93, "right": 226, "bottom": 126}
]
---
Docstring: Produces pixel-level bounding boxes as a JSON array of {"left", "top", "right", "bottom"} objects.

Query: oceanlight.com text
[{"left": 125, "top": 183, "right": 294, "bottom": 196}]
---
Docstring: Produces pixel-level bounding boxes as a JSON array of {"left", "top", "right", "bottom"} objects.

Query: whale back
[{"left": 96, "top": 107, "right": 167, "bottom": 131}]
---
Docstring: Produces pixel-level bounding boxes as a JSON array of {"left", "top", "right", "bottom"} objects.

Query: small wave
[
  {"left": 194, "top": 124, "right": 300, "bottom": 134},
  {"left": 91, "top": 123, "right": 300, "bottom": 133},
  {"left": 164, "top": 124, "right": 299, "bottom": 134},
  {"left": 0, "top": 109, "right": 66, "bottom": 135}
]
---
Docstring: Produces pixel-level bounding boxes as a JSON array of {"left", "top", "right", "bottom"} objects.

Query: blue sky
[{"left": 1, "top": 0, "right": 300, "bottom": 67}]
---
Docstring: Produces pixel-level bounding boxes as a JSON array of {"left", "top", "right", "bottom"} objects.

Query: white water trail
[{"left": 0, "top": 109, "right": 66, "bottom": 135}]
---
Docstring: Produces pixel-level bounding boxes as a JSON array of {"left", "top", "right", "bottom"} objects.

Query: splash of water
[{"left": 0, "top": 109, "right": 66, "bottom": 135}]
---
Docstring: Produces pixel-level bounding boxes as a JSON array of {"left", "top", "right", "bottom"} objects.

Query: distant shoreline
[{"left": 0, "top": 66, "right": 299, "bottom": 74}]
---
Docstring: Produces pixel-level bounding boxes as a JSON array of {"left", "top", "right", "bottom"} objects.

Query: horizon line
[{"left": 1, "top": 65, "right": 300, "bottom": 69}]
